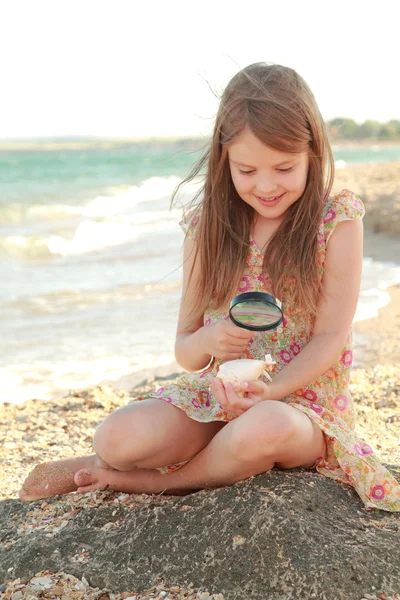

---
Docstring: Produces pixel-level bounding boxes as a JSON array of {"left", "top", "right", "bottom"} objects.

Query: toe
[{"left": 74, "top": 469, "right": 94, "bottom": 488}]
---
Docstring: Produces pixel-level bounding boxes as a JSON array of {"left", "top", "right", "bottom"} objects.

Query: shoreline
[{"left": 1, "top": 138, "right": 400, "bottom": 152}]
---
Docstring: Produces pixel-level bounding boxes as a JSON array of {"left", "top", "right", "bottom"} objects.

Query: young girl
[{"left": 20, "top": 63, "right": 400, "bottom": 511}]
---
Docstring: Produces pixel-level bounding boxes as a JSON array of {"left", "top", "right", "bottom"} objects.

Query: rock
[{"left": 1, "top": 468, "right": 400, "bottom": 599}]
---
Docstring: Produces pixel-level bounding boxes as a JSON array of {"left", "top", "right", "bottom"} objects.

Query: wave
[
  {"left": 6, "top": 280, "right": 182, "bottom": 316},
  {"left": 0, "top": 175, "right": 184, "bottom": 225},
  {"left": 0, "top": 209, "right": 182, "bottom": 258},
  {"left": 334, "top": 159, "right": 347, "bottom": 169}
]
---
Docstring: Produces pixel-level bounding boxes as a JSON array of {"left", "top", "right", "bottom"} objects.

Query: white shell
[
  {"left": 217, "top": 359, "right": 267, "bottom": 383},
  {"left": 216, "top": 355, "right": 275, "bottom": 396}
]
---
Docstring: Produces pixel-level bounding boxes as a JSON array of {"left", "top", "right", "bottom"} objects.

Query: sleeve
[
  {"left": 179, "top": 207, "right": 201, "bottom": 240},
  {"left": 323, "top": 189, "right": 365, "bottom": 244}
]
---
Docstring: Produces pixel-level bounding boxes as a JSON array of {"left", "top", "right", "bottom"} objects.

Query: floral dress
[{"left": 137, "top": 189, "right": 400, "bottom": 512}]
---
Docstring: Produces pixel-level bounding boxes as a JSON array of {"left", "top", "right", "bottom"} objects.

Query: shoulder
[{"left": 322, "top": 189, "right": 365, "bottom": 243}]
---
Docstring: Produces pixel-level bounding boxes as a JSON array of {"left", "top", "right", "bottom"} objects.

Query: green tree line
[{"left": 327, "top": 118, "right": 400, "bottom": 141}]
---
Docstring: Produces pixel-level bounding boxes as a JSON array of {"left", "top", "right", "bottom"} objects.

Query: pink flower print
[
  {"left": 290, "top": 342, "right": 301, "bottom": 356},
  {"left": 279, "top": 349, "right": 292, "bottom": 364},
  {"left": 162, "top": 397, "right": 173, "bottom": 404},
  {"left": 239, "top": 276, "right": 251, "bottom": 293},
  {"left": 204, "top": 394, "right": 211, "bottom": 407},
  {"left": 191, "top": 398, "right": 201, "bottom": 409},
  {"left": 371, "top": 485, "right": 385, "bottom": 500},
  {"left": 282, "top": 317, "right": 288, "bottom": 328},
  {"left": 309, "top": 402, "right": 323, "bottom": 414},
  {"left": 257, "top": 273, "right": 265, "bottom": 286},
  {"left": 317, "top": 229, "right": 325, "bottom": 244},
  {"left": 204, "top": 318, "right": 212, "bottom": 326},
  {"left": 157, "top": 387, "right": 165, "bottom": 394},
  {"left": 334, "top": 395, "right": 348, "bottom": 411},
  {"left": 341, "top": 350, "right": 353, "bottom": 367},
  {"left": 354, "top": 443, "right": 374, "bottom": 456},
  {"left": 303, "top": 389, "right": 318, "bottom": 402},
  {"left": 353, "top": 197, "right": 363, "bottom": 211},
  {"left": 191, "top": 216, "right": 200, "bottom": 227},
  {"left": 361, "top": 443, "right": 373, "bottom": 455},
  {"left": 323, "top": 209, "right": 336, "bottom": 224}
]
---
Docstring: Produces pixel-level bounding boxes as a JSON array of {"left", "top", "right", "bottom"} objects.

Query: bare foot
[
  {"left": 19, "top": 455, "right": 97, "bottom": 501},
  {"left": 74, "top": 467, "right": 119, "bottom": 494},
  {"left": 74, "top": 467, "right": 193, "bottom": 496}
]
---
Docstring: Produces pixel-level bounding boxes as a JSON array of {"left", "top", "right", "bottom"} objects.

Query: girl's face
[{"left": 228, "top": 127, "right": 309, "bottom": 224}]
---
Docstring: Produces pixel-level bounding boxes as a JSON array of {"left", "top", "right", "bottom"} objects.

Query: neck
[{"left": 252, "top": 215, "right": 283, "bottom": 250}]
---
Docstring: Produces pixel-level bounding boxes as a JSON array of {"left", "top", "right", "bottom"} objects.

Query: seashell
[{"left": 217, "top": 356, "right": 274, "bottom": 396}]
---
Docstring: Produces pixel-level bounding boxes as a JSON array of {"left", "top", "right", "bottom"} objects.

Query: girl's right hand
[{"left": 201, "top": 320, "right": 254, "bottom": 361}]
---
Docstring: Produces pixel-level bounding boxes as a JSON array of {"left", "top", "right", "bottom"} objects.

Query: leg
[
  {"left": 19, "top": 399, "right": 225, "bottom": 501},
  {"left": 75, "top": 401, "right": 326, "bottom": 495}
]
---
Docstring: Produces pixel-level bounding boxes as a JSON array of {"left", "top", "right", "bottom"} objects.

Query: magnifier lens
[{"left": 229, "top": 292, "right": 283, "bottom": 332}]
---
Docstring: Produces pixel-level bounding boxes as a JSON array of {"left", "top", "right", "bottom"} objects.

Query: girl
[{"left": 20, "top": 63, "right": 400, "bottom": 511}]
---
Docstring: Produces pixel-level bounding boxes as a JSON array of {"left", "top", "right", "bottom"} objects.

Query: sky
[{"left": 0, "top": 0, "right": 398, "bottom": 139}]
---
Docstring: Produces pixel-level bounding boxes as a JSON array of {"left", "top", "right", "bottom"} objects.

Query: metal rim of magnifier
[{"left": 229, "top": 291, "right": 284, "bottom": 332}]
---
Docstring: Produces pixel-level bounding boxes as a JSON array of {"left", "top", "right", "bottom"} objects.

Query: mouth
[{"left": 255, "top": 192, "right": 285, "bottom": 206}]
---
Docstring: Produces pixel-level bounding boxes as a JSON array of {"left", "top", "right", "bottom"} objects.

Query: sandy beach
[{"left": 1, "top": 159, "right": 400, "bottom": 599}]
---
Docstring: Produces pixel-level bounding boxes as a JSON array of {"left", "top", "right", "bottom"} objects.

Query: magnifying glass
[{"left": 229, "top": 291, "right": 283, "bottom": 331}]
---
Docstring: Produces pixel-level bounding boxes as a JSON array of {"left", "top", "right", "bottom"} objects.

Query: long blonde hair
[{"left": 173, "top": 63, "right": 335, "bottom": 321}]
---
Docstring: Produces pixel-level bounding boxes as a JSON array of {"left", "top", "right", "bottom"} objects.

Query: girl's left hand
[{"left": 210, "top": 377, "right": 270, "bottom": 418}]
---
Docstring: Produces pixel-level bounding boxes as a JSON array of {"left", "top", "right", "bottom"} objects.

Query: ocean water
[{"left": 1, "top": 141, "right": 400, "bottom": 404}]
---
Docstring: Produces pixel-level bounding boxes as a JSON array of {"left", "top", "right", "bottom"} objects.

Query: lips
[{"left": 255, "top": 192, "right": 285, "bottom": 206}]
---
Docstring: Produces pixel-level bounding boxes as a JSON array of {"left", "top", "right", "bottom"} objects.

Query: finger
[
  {"left": 224, "top": 382, "right": 254, "bottom": 412},
  {"left": 240, "top": 380, "right": 268, "bottom": 395},
  {"left": 212, "top": 379, "right": 243, "bottom": 415},
  {"left": 210, "top": 378, "right": 230, "bottom": 407},
  {"left": 224, "top": 322, "right": 254, "bottom": 339},
  {"left": 223, "top": 338, "right": 253, "bottom": 348}
]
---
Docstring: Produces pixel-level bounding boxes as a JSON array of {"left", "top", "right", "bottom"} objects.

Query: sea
[{"left": 2, "top": 140, "right": 400, "bottom": 404}]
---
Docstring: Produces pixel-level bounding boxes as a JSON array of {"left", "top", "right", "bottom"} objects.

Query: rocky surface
[
  {"left": 1, "top": 347, "right": 400, "bottom": 599},
  {"left": 1, "top": 466, "right": 400, "bottom": 600}
]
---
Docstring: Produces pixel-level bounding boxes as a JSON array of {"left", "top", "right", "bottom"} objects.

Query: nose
[{"left": 255, "top": 173, "right": 278, "bottom": 196}]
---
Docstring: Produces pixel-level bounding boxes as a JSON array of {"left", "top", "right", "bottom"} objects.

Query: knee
[
  {"left": 229, "top": 403, "right": 297, "bottom": 462},
  {"left": 93, "top": 408, "right": 135, "bottom": 467}
]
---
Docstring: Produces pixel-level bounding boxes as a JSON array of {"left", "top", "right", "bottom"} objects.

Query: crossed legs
[{"left": 19, "top": 399, "right": 326, "bottom": 501}]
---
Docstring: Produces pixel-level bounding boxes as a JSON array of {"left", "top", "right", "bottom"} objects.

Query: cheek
[
  {"left": 285, "top": 170, "right": 308, "bottom": 192},
  {"left": 231, "top": 174, "right": 251, "bottom": 195}
]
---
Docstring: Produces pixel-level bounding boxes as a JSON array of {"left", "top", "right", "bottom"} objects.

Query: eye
[
  {"left": 239, "top": 169, "right": 254, "bottom": 175},
  {"left": 277, "top": 167, "right": 292, "bottom": 173}
]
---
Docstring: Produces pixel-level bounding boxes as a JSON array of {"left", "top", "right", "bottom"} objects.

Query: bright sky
[{"left": 1, "top": 0, "right": 398, "bottom": 139}]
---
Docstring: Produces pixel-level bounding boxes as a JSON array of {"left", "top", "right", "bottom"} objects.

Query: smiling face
[{"left": 228, "top": 127, "right": 309, "bottom": 226}]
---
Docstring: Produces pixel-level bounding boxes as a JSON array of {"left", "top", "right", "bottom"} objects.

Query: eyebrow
[{"left": 229, "top": 159, "right": 295, "bottom": 168}]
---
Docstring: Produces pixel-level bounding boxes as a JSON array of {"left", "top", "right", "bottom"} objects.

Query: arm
[
  {"left": 174, "top": 236, "right": 212, "bottom": 372},
  {"left": 175, "top": 237, "right": 254, "bottom": 372},
  {"left": 268, "top": 218, "right": 363, "bottom": 399},
  {"left": 211, "top": 218, "right": 364, "bottom": 412}
]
